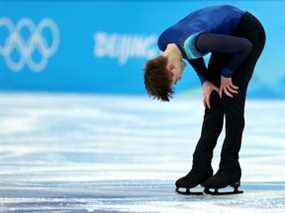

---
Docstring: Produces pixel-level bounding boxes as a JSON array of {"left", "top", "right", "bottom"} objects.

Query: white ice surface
[{"left": 0, "top": 92, "right": 284, "bottom": 212}]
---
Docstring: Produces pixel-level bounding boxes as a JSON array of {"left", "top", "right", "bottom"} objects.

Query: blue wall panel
[{"left": 0, "top": 1, "right": 284, "bottom": 98}]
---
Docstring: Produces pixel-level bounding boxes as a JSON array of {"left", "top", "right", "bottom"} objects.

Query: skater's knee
[
  {"left": 207, "top": 90, "right": 222, "bottom": 111},
  {"left": 213, "top": 118, "right": 224, "bottom": 135},
  {"left": 222, "top": 93, "right": 245, "bottom": 113},
  {"left": 240, "top": 116, "right": 245, "bottom": 129},
  {"left": 223, "top": 101, "right": 245, "bottom": 128},
  {"left": 227, "top": 112, "right": 245, "bottom": 130},
  {"left": 204, "top": 91, "right": 224, "bottom": 121}
]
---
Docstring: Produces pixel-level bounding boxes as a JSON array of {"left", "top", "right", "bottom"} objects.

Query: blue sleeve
[
  {"left": 195, "top": 32, "right": 253, "bottom": 78},
  {"left": 183, "top": 31, "right": 206, "bottom": 60},
  {"left": 183, "top": 32, "right": 209, "bottom": 85},
  {"left": 157, "top": 34, "right": 167, "bottom": 51}
]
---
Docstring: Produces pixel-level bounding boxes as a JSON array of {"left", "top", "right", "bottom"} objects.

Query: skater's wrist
[{"left": 221, "top": 68, "right": 233, "bottom": 78}]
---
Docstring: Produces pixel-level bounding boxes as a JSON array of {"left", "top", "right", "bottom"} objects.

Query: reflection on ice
[{"left": 0, "top": 93, "right": 284, "bottom": 212}]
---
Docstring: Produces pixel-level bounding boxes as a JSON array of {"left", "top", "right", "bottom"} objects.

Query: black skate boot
[
  {"left": 175, "top": 168, "right": 213, "bottom": 195},
  {"left": 201, "top": 169, "right": 243, "bottom": 195}
]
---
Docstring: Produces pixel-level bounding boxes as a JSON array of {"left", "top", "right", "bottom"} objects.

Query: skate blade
[
  {"left": 176, "top": 187, "right": 204, "bottom": 196},
  {"left": 204, "top": 188, "right": 243, "bottom": 195}
]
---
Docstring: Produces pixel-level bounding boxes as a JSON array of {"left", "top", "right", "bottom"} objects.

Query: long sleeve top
[
  {"left": 157, "top": 4, "right": 251, "bottom": 85},
  {"left": 187, "top": 32, "right": 253, "bottom": 84}
]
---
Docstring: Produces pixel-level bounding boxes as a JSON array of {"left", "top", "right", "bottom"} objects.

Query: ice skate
[
  {"left": 201, "top": 169, "right": 243, "bottom": 195},
  {"left": 175, "top": 169, "right": 213, "bottom": 195}
]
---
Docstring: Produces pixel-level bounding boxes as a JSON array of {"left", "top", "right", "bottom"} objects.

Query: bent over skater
[{"left": 143, "top": 5, "right": 266, "bottom": 195}]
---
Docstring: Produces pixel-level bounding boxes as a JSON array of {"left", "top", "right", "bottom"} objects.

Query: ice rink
[{"left": 0, "top": 93, "right": 284, "bottom": 212}]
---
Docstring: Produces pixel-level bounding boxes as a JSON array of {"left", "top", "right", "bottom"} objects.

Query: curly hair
[{"left": 143, "top": 55, "right": 174, "bottom": 102}]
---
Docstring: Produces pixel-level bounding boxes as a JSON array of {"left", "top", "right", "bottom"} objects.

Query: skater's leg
[
  {"left": 192, "top": 92, "right": 223, "bottom": 171},
  {"left": 199, "top": 12, "right": 266, "bottom": 194},
  {"left": 219, "top": 12, "right": 266, "bottom": 175},
  {"left": 175, "top": 52, "right": 230, "bottom": 192},
  {"left": 192, "top": 52, "right": 232, "bottom": 172}
]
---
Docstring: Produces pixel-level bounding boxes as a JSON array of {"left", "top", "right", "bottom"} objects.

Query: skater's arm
[
  {"left": 195, "top": 32, "right": 253, "bottom": 78},
  {"left": 186, "top": 57, "right": 208, "bottom": 85}
]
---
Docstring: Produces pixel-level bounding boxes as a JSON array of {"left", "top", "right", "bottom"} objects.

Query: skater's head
[{"left": 144, "top": 44, "right": 185, "bottom": 102}]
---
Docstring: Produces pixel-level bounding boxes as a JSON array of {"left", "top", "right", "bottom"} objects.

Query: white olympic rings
[{"left": 0, "top": 17, "right": 60, "bottom": 72}]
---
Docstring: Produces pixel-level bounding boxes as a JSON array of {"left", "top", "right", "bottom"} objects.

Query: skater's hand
[
  {"left": 202, "top": 81, "right": 219, "bottom": 109},
  {"left": 219, "top": 76, "right": 239, "bottom": 98}
]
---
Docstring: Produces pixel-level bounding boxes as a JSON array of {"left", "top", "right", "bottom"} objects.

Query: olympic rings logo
[{"left": 0, "top": 17, "right": 60, "bottom": 72}]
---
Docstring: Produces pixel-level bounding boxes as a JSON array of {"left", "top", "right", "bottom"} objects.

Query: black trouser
[{"left": 192, "top": 11, "right": 266, "bottom": 174}]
